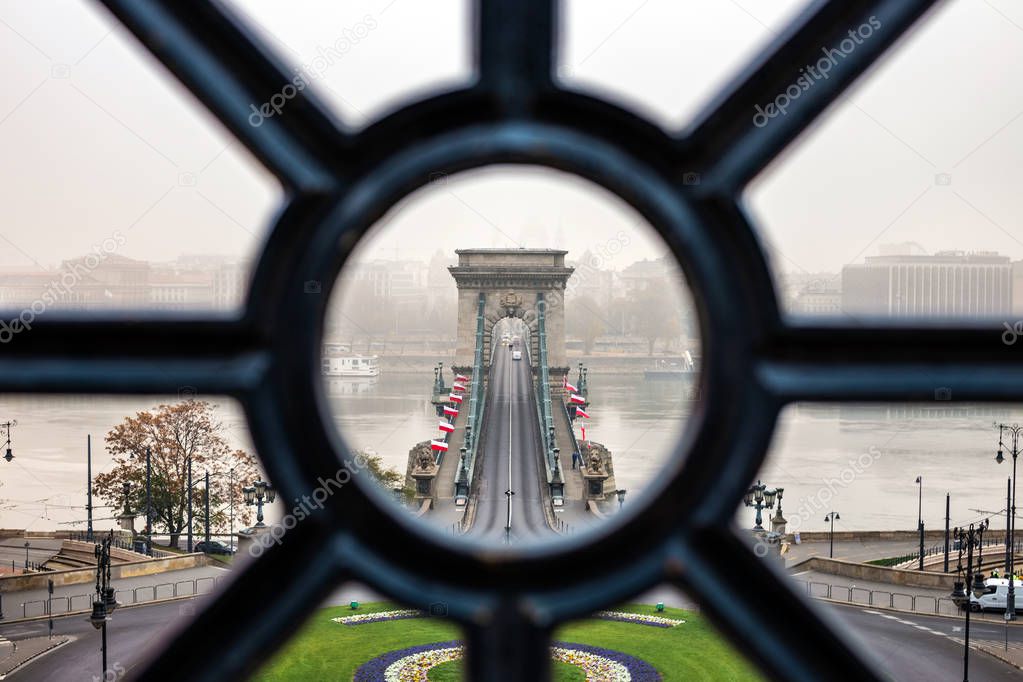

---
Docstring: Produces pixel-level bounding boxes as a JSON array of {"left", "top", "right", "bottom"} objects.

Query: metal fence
[
  {"left": 12, "top": 575, "right": 225, "bottom": 620},
  {"left": 801, "top": 580, "right": 1014, "bottom": 622},
  {"left": 883, "top": 538, "right": 1023, "bottom": 568}
]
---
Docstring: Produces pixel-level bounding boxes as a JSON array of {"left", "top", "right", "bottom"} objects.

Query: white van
[
  {"left": 512, "top": 350, "right": 522, "bottom": 361},
  {"left": 967, "top": 578, "right": 1023, "bottom": 612}
]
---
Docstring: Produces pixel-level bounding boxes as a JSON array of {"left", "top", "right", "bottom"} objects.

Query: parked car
[{"left": 194, "top": 540, "right": 235, "bottom": 555}]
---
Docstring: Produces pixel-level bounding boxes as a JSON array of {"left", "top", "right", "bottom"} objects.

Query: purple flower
[{"left": 353, "top": 640, "right": 462, "bottom": 681}]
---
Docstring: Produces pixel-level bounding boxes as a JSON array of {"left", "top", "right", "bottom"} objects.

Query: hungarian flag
[
  {"left": 581, "top": 425, "right": 586, "bottom": 440},
  {"left": 569, "top": 394, "right": 585, "bottom": 405},
  {"left": 438, "top": 421, "right": 455, "bottom": 433},
  {"left": 455, "top": 374, "right": 469, "bottom": 382},
  {"left": 575, "top": 407, "right": 590, "bottom": 419},
  {"left": 430, "top": 440, "right": 449, "bottom": 451},
  {"left": 443, "top": 405, "right": 459, "bottom": 417},
  {"left": 448, "top": 393, "right": 463, "bottom": 404},
  {"left": 564, "top": 380, "right": 579, "bottom": 393},
  {"left": 452, "top": 383, "right": 467, "bottom": 392}
]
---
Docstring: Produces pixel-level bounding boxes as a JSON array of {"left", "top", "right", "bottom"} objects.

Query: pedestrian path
[{"left": 0, "top": 634, "right": 71, "bottom": 677}]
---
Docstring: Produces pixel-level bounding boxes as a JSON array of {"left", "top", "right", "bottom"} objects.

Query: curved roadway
[{"left": 468, "top": 335, "right": 553, "bottom": 545}]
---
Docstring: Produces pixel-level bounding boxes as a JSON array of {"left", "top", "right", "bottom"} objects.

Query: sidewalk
[
  {"left": 0, "top": 634, "right": 71, "bottom": 676},
  {"left": 783, "top": 538, "right": 923, "bottom": 567},
  {"left": 0, "top": 564, "right": 228, "bottom": 621}
]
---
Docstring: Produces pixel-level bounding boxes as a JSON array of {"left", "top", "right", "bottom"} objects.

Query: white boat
[{"left": 322, "top": 355, "right": 380, "bottom": 378}]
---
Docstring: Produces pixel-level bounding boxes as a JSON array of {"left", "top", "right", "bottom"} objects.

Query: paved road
[
  {"left": 831, "top": 602, "right": 1023, "bottom": 680},
  {"left": 1, "top": 598, "right": 191, "bottom": 680},
  {"left": 469, "top": 334, "right": 552, "bottom": 545}
]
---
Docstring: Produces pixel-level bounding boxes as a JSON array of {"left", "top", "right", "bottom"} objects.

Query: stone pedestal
[
  {"left": 412, "top": 465, "right": 439, "bottom": 499},
  {"left": 117, "top": 513, "right": 136, "bottom": 535},
  {"left": 236, "top": 525, "right": 271, "bottom": 558},
  {"left": 582, "top": 447, "right": 610, "bottom": 501},
  {"left": 771, "top": 512, "right": 787, "bottom": 536}
]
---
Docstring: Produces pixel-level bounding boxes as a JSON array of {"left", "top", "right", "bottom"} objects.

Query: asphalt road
[
  {"left": 830, "top": 602, "right": 1022, "bottom": 680},
  {"left": 468, "top": 338, "right": 552, "bottom": 545},
  {"left": 1, "top": 598, "right": 194, "bottom": 680}
]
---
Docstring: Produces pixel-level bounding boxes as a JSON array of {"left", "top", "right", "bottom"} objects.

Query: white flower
[
  {"left": 594, "top": 610, "right": 685, "bottom": 627},
  {"left": 332, "top": 609, "right": 423, "bottom": 625}
]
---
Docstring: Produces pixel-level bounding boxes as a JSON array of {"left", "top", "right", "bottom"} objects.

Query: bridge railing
[
  {"left": 534, "top": 294, "right": 564, "bottom": 505},
  {"left": 454, "top": 292, "right": 487, "bottom": 505}
]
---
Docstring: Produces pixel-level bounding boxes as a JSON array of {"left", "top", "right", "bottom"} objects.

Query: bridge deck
[{"left": 466, "top": 339, "right": 553, "bottom": 542}]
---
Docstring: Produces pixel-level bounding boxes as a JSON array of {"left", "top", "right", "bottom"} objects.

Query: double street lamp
[
  {"left": 997, "top": 423, "right": 1019, "bottom": 621},
  {"left": 88, "top": 531, "right": 120, "bottom": 680},
  {"left": 243, "top": 480, "right": 276, "bottom": 527},
  {"left": 743, "top": 480, "right": 777, "bottom": 532},
  {"left": 951, "top": 520, "right": 989, "bottom": 682},
  {"left": 825, "top": 511, "right": 841, "bottom": 558}
]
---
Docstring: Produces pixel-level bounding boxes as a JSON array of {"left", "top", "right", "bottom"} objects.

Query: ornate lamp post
[
  {"left": 952, "top": 520, "right": 989, "bottom": 682},
  {"left": 88, "top": 531, "right": 119, "bottom": 680},
  {"left": 997, "top": 423, "right": 1019, "bottom": 620},
  {"left": 243, "top": 479, "right": 276, "bottom": 527},
  {"left": 743, "top": 480, "right": 777, "bottom": 532},
  {"left": 1, "top": 420, "right": 16, "bottom": 462}
]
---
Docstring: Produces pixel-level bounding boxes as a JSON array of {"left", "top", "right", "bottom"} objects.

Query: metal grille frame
[{"left": 8, "top": 0, "right": 988, "bottom": 679}]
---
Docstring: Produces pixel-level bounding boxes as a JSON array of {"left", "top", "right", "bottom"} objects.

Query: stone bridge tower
[{"left": 449, "top": 249, "right": 574, "bottom": 382}]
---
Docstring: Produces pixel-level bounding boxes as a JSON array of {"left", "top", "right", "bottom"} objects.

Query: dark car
[{"left": 194, "top": 541, "right": 234, "bottom": 555}]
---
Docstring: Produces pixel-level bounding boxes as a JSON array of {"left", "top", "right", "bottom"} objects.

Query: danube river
[{"left": 0, "top": 375, "right": 1020, "bottom": 536}]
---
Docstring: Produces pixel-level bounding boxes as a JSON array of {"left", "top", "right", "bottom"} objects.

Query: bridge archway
[{"left": 449, "top": 249, "right": 573, "bottom": 381}]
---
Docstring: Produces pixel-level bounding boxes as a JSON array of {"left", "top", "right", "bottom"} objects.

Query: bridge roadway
[{"left": 468, "top": 338, "right": 554, "bottom": 544}]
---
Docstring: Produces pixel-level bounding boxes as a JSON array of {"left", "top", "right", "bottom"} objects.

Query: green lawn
[{"left": 252, "top": 602, "right": 763, "bottom": 682}]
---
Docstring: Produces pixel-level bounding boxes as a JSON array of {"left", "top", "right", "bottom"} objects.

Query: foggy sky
[{"left": 1, "top": 0, "right": 1020, "bottom": 276}]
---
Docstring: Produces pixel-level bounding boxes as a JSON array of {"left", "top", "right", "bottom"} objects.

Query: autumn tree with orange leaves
[{"left": 93, "top": 401, "right": 259, "bottom": 549}]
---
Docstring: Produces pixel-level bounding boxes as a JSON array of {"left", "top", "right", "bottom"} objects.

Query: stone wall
[
  {"left": 787, "top": 556, "right": 955, "bottom": 589},
  {"left": 0, "top": 553, "right": 207, "bottom": 593}
]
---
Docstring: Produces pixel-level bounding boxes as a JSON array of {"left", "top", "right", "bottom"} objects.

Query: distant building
[
  {"left": 791, "top": 277, "right": 842, "bottom": 315},
  {"left": 842, "top": 249, "right": 1012, "bottom": 316}
]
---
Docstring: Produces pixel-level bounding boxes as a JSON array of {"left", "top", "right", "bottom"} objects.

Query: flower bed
[
  {"left": 332, "top": 609, "right": 424, "bottom": 626},
  {"left": 352, "top": 640, "right": 661, "bottom": 681},
  {"left": 593, "top": 611, "right": 686, "bottom": 628}
]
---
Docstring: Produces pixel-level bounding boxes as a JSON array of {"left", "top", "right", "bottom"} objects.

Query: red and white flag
[
  {"left": 455, "top": 374, "right": 469, "bottom": 382},
  {"left": 443, "top": 405, "right": 459, "bottom": 417},
  {"left": 564, "top": 380, "right": 579, "bottom": 393},
  {"left": 569, "top": 394, "right": 585, "bottom": 405},
  {"left": 581, "top": 425, "right": 586, "bottom": 440},
  {"left": 575, "top": 407, "right": 590, "bottom": 418},
  {"left": 448, "top": 393, "right": 463, "bottom": 404},
  {"left": 438, "top": 421, "right": 455, "bottom": 433},
  {"left": 452, "top": 383, "right": 467, "bottom": 392},
  {"left": 430, "top": 440, "right": 449, "bottom": 451}
]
